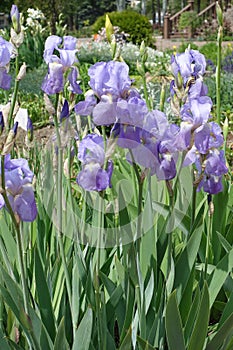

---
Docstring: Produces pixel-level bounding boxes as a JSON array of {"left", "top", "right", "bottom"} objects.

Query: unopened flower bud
[
  {"left": 44, "top": 94, "right": 55, "bottom": 116},
  {"left": 17, "top": 63, "right": 26, "bottom": 81},
  {"left": 10, "top": 28, "right": 24, "bottom": 48},
  {"left": 2, "top": 122, "right": 18, "bottom": 155},
  {"left": 216, "top": 2, "right": 223, "bottom": 26},
  {"left": 140, "top": 41, "right": 148, "bottom": 63},
  {"left": 11, "top": 5, "right": 21, "bottom": 34},
  {"left": 60, "top": 100, "right": 69, "bottom": 122},
  {"left": 136, "top": 61, "right": 144, "bottom": 76},
  {"left": 27, "top": 117, "right": 33, "bottom": 142},
  {"left": 105, "top": 14, "right": 114, "bottom": 43},
  {"left": 176, "top": 71, "right": 183, "bottom": 89},
  {"left": 159, "top": 84, "right": 166, "bottom": 112},
  {"left": 140, "top": 41, "right": 146, "bottom": 56},
  {"left": 223, "top": 116, "right": 228, "bottom": 141},
  {"left": 0, "top": 111, "right": 4, "bottom": 135},
  {"left": 217, "top": 26, "right": 223, "bottom": 43}
]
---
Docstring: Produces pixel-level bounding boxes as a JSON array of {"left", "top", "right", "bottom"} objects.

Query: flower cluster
[
  {"left": 171, "top": 49, "right": 228, "bottom": 194},
  {"left": 42, "top": 35, "right": 82, "bottom": 95},
  {"left": 75, "top": 60, "right": 178, "bottom": 183},
  {"left": 74, "top": 50, "right": 228, "bottom": 194},
  {"left": 0, "top": 154, "right": 37, "bottom": 221}
]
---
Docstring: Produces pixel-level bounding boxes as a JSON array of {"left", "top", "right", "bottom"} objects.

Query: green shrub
[
  {"left": 199, "top": 42, "right": 218, "bottom": 64},
  {"left": 92, "top": 10, "right": 154, "bottom": 47},
  {"left": 177, "top": 42, "right": 199, "bottom": 53},
  {"left": 178, "top": 11, "right": 200, "bottom": 33}
]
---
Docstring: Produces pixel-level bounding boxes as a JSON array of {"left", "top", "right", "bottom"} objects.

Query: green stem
[
  {"left": 8, "top": 54, "right": 20, "bottom": 130},
  {"left": 204, "top": 197, "right": 213, "bottom": 280},
  {"left": 166, "top": 184, "right": 175, "bottom": 283},
  {"left": 57, "top": 148, "right": 72, "bottom": 311},
  {"left": 191, "top": 183, "right": 197, "bottom": 229},
  {"left": 95, "top": 197, "right": 106, "bottom": 350},
  {"left": 53, "top": 96, "right": 72, "bottom": 321},
  {"left": 53, "top": 93, "right": 61, "bottom": 147},
  {"left": 216, "top": 26, "right": 222, "bottom": 125}
]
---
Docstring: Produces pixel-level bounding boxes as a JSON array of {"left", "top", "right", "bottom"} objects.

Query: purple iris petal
[
  {"left": 183, "top": 146, "right": 199, "bottom": 167},
  {"left": 0, "top": 36, "right": 14, "bottom": 67},
  {"left": 116, "top": 124, "right": 141, "bottom": 149},
  {"left": 77, "top": 134, "right": 113, "bottom": 192},
  {"left": 143, "top": 110, "right": 169, "bottom": 138},
  {"left": 155, "top": 153, "right": 177, "bottom": 180},
  {"left": 63, "top": 36, "right": 77, "bottom": 50},
  {"left": 127, "top": 140, "right": 159, "bottom": 175},
  {"left": 172, "top": 51, "right": 192, "bottom": 79},
  {"left": 78, "top": 134, "right": 105, "bottom": 165},
  {"left": 0, "top": 68, "right": 11, "bottom": 90},
  {"left": 116, "top": 96, "right": 147, "bottom": 127},
  {"left": 60, "top": 100, "right": 69, "bottom": 121},
  {"left": 194, "top": 124, "right": 210, "bottom": 154},
  {"left": 181, "top": 96, "right": 212, "bottom": 126},
  {"left": 209, "top": 122, "right": 224, "bottom": 148},
  {"left": 41, "top": 62, "right": 64, "bottom": 95},
  {"left": 205, "top": 150, "right": 228, "bottom": 176},
  {"left": 92, "top": 97, "right": 117, "bottom": 125},
  {"left": 75, "top": 92, "right": 96, "bottom": 116},
  {"left": 190, "top": 49, "right": 206, "bottom": 76},
  {"left": 198, "top": 175, "right": 223, "bottom": 195},
  {"left": 43, "top": 35, "right": 62, "bottom": 63},
  {"left": 58, "top": 49, "right": 77, "bottom": 68},
  {"left": 13, "top": 186, "right": 37, "bottom": 222},
  {"left": 68, "top": 67, "right": 82, "bottom": 94},
  {"left": 77, "top": 163, "right": 109, "bottom": 191},
  {"left": 88, "top": 61, "right": 131, "bottom": 98},
  {"left": 175, "top": 122, "right": 193, "bottom": 151},
  {"left": 189, "top": 78, "right": 208, "bottom": 99}
]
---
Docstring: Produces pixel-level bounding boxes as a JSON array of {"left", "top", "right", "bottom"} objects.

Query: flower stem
[
  {"left": 53, "top": 95, "right": 72, "bottom": 323},
  {"left": 95, "top": 197, "right": 106, "bottom": 350},
  {"left": 216, "top": 26, "right": 222, "bottom": 125},
  {"left": 8, "top": 54, "right": 20, "bottom": 130},
  {"left": 204, "top": 195, "right": 213, "bottom": 280},
  {"left": 191, "top": 183, "right": 197, "bottom": 229}
]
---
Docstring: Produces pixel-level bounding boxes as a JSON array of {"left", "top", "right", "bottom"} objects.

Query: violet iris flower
[
  {"left": 11, "top": 5, "right": 21, "bottom": 34},
  {"left": 77, "top": 134, "right": 113, "bottom": 192},
  {"left": 0, "top": 155, "right": 37, "bottom": 221},
  {"left": 75, "top": 60, "right": 133, "bottom": 125},
  {"left": 42, "top": 35, "right": 82, "bottom": 95},
  {"left": 43, "top": 35, "right": 78, "bottom": 67},
  {"left": 171, "top": 49, "right": 206, "bottom": 82},
  {"left": 197, "top": 150, "right": 228, "bottom": 194}
]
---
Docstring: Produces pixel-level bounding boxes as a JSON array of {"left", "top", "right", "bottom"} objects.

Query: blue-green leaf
[
  {"left": 73, "top": 308, "right": 93, "bottom": 350},
  {"left": 165, "top": 291, "right": 186, "bottom": 350},
  {"left": 187, "top": 282, "right": 209, "bottom": 350}
]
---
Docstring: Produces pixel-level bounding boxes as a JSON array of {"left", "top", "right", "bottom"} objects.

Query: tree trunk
[
  {"left": 141, "top": 0, "right": 146, "bottom": 15},
  {"left": 157, "top": 0, "right": 161, "bottom": 26},
  {"left": 152, "top": 0, "right": 156, "bottom": 25},
  {"left": 116, "top": 0, "right": 125, "bottom": 11}
]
